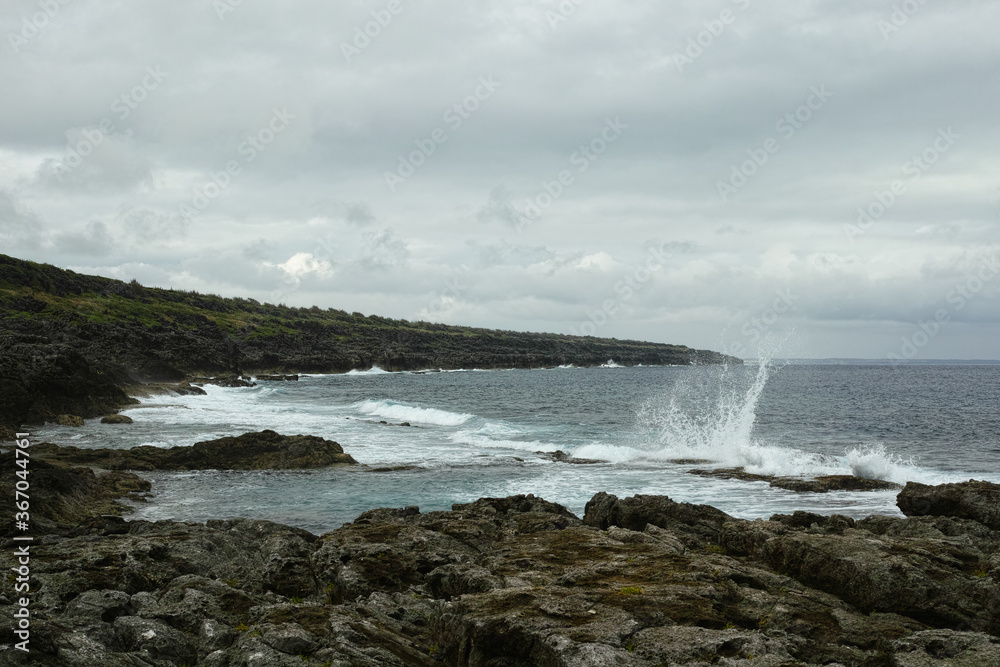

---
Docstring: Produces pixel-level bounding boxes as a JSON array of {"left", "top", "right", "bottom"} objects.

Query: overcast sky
[{"left": 1, "top": 1, "right": 998, "bottom": 360}]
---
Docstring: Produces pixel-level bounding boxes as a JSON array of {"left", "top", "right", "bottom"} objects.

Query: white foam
[
  {"left": 355, "top": 399, "right": 473, "bottom": 426},
  {"left": 601, "top": 359, "right": 622, "bottom": 368},
  {"left": 574, "top": 442, "right": 641, "bottom": 463},
  {"left": 846, "top": 443, "right": 925, "bottom": 484},
  {"left": 450, "top": 430, "right": 558, "bottom": 453},
  {"left": 346, "top": 366, "right": 392, "bottom": 375}
]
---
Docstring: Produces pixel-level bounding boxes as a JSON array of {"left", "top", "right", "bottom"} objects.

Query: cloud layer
[{"left": 1, "top": 0, "right": 998, "bottom": 359}]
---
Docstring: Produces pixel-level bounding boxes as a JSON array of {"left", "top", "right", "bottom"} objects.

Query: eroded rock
[
  {"left": 898, "top": 479, "right": 1000, "bottom": 530},
  {"left": 32, "top": 429, "right": 357, "bottom": 471},
  {"left": 2, "top": 486, "right": 998, "bottom": 665}
]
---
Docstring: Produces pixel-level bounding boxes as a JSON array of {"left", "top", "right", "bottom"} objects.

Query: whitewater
[{"left": 33, "top": 360, "right": 1000, "bottom": 534}]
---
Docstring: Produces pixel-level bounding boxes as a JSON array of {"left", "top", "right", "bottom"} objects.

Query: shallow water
[{"left": 33, "top": 362, "right": 1000, "bottom": 534}]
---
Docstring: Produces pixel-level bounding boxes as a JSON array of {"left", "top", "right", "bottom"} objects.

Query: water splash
[
  {"left": 635, "top": 359, "right": 771, "bottom": 466},
  {"left": 624, "top": 344, "right": 928, "bottom": 483}
]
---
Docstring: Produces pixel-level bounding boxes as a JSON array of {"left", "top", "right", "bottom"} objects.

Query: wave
[
  {"left": 346, "top": 366, "right": 392, "bottom": 375},
  {"left": 450, "top": 429, "right": 559, "bottom": 453},
  {"left": 355, "top": 399, "right": 473, "bottom": 426},
  {"left": 601, "top": 359, "right": 622, "bottom": 368}
]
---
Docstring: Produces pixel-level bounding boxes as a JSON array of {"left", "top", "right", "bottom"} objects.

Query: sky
[{"left": 1, "top": 1, "right": 998, "bottom": 360}]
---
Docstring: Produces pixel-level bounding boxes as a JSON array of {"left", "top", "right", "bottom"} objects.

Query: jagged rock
[
  {"left": 898, "top": 479, "right": 1000, "bottom": 530},
  {"left": 583, "top": 492, "right": 732, "bottom": 547},
  {"left": 719, "top": 513, "right": 1000, "bottom": 635},
  {"left": 56, "top": 414, "right": 85, "bottom": 426},
  {"left": 256, "top": 374, "right": 299, "bottom": 381},
  {"left": 1, "top": 486, "right": 998, "bottom": 665},
  {"left": 100, "top": 414, "right": 133, "bottom": 424},
  {"left": 32, "top": 429, "right": 357, "bottom": 471},
  {"left": 891, "top": 629, "right": 1000, "bottom": 666},
  {"left": 0, "top": 459, "right": 150, "bottom": 536},
  {"left": 112, "top": 615, "right": 198, "bottom": 664},
  {"left": 0, "top": 330, "right": 139, "bottom": 440}
]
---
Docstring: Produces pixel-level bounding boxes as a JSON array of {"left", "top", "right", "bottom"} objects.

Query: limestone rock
[
  {"left": 56, "top": 414, "right": 85, "bottom": 426},
  {"left": 101, "top": 414, "right": 134, "bottom": 424},
  {"left": 898, "top": 479, "right": 1000, "bottom": 530}
]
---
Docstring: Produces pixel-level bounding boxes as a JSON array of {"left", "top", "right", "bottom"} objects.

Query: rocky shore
[
  {"left": 0, "top": 253, "right": 739, "bottom": 440},
  {"left": 1, "top": 434, "right": 998, "bottom": 666}
]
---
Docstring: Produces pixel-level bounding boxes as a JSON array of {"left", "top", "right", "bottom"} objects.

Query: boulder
[
  {"left": 101, "top": 414, "right": 134, "bottom": 424},
  {"left": 56, "top": 414, "right": 86, "bottom": 426}
]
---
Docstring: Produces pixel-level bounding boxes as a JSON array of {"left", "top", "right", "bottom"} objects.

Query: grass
[{"left": 617, "top": 586, "right": 644, "bottom": 596}]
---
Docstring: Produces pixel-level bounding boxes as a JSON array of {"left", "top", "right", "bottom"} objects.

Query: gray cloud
[
  {"left": 0, "top": 190, "right": 44, "bottom": 250},
  {"left": 52, "top": 220, "right": 112, "bottom": 257},
  {"left": 0, "top": 0, "right": 997, "bottom": 358}
]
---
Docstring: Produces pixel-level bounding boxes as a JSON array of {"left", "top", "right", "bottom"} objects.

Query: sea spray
[
  {"left": 623, "top": 352, "right": 930, "bottom": 483},
  {"left": 631, "top": 359, "right": 771, "bottom": 465}
]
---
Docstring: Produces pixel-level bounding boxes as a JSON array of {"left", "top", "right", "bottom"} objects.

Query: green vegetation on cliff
[{"left": 0, "top": 253, "right": 739, "bottom": 435}]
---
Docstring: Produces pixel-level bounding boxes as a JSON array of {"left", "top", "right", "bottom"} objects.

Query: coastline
[{"left": 3, "top": 435, "right": 998, "bottom": 665}]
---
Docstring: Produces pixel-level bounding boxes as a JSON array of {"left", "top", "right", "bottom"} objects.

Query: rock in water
[
  {"left": 32, "top": 429, "right": 357, "bottom": 470},
  {"left": 56, "top": 414, "right": 85, "bottom": 426},
  {"left": 101, "top": 414, "right": 134, "bottom": 424},
  {"left": 897, "top": 479, "right": 1000, "bottom": 530}
]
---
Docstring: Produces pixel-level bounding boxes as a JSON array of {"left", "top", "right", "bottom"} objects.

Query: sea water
[{"left": 34, "top": 361, "right": 1000, "bottom": 535}]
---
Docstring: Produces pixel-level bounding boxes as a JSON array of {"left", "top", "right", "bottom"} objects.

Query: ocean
[{"left": 33, "top": 361, "right": 1000, "bottom": 534}]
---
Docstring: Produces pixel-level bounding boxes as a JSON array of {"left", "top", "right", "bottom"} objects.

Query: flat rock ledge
[
  {"left": 689, "top": 466, "right": 902, "bottom": 493},
  {"left": 31, "top": 429, "right": 357, "bottom": 471},
  {"left": 1, "top": 474, "right": 998, "bottom": 665}
]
